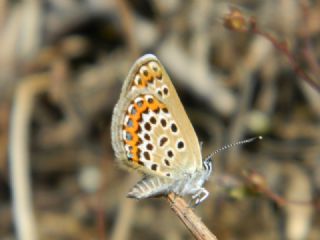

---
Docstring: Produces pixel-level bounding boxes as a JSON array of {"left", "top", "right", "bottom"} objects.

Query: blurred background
[{"left": 0, "top": 0, "right": 319, "bottom": 239}]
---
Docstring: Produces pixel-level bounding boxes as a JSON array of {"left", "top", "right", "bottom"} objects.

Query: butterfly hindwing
[{"left": 111, "top": 54, "right": 202, "bottom": 179}]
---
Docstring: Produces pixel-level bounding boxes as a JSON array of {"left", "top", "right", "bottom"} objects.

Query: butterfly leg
[{"left": 191, "top": 188, "right": 209, "bottom": 206}]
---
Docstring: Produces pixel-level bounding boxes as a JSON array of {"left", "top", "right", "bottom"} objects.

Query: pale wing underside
[{"left": 111, "top": 54, "right": 202, "bottom": 178}]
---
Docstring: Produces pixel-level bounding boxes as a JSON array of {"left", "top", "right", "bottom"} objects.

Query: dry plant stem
[
  {"left": 167, "top": 193, "right": 218, "bottom": 240},
  {"left": 9, "top": 74, "right": 49, "bottom": 240},
  {"left": 95, "top": 195, "right": 107, "bottom": 240},
  {"left": 243, "top": 170, "right": 313, "bottom": 208},
  {"left": 110, "top": 174, "right": 139, "bottom": 240},
  {"left": 249, "top": 19, "right": 320, "bottom": 92},
  {"left": 300, "top": 4, "right": 320, "bottom": 78}
]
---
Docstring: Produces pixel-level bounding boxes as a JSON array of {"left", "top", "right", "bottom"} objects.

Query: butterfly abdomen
[{"left": 127, "top": 177, "right": 172, "bottom": 199}]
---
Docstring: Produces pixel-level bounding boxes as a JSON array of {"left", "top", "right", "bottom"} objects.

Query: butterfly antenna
[{"left": 205, "top": 136, "right": 263, "bottom": 160}]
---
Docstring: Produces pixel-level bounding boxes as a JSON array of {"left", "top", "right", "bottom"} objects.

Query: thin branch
[
  {"left": 242, "top": 169, "right": 319, "bottom": 210},
  {"left": 249, "top": 19, "right": 320, "bottom": 92},
  {"left": 9, "top": 73, "right": 49, "bottom": 240},
  {"left": 166, "top": 193, "right": 218, "bottom": 240},
  {"left": 223, "top": 7, "right": 320, "bottom": 93},
  {"left": 110, "top": 175, "right": 140, "bottom": 240}
]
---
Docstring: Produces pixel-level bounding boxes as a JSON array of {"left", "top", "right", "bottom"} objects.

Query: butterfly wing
[{"left": 111, "top": 54, "right": 202, "bottom": 178}]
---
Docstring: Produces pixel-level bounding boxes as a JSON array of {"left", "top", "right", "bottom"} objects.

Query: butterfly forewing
[{"left": 111, "top": 54, "right": 202, "bottom": 178}]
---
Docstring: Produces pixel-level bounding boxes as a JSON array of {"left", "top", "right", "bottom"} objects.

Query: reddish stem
[{"left": 249, "top": 18, "right": 320, "bottom": 92}]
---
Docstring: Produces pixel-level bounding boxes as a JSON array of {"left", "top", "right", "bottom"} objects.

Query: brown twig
[
  {"left": 166, "top": 193, "right": 218, "bottom": 240},
  {"left": 223, "top": 7, "right": 320, "bottom": 93},
  {"left": 110, "top": 175, "right": 139, "bottom": 240},
  {"left": 300, "top": 2, "right": 320, "bottom": 78},
  {"left": 242, "top": 169, "right": 317, "bottom": 209},
  {"left": 249, "top": 19, "right": 320, "bottom": 92}
]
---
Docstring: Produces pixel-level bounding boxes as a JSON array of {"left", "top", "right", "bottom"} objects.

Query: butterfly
[{"left": 111, "top": 54, "right": 213, "bottom": 205}]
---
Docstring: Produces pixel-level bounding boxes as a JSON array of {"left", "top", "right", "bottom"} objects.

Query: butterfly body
[
  {"left": 128, "top": 158, "right": 212, "bottom": 200},
  {"left": 111, "top": 54, "right": 212, "bottom": 205}
]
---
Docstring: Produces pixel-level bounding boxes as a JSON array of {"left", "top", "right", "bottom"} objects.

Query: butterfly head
[{"left": 202, "top": 155, "right": 213, "bottom": 180}]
